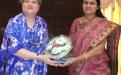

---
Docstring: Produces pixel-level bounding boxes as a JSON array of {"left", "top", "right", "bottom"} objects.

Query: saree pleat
[{"left": 107, "top": 26, "right": 121, "bottom": 75}]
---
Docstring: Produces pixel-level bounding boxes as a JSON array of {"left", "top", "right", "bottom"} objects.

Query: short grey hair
[{"left": 20, "top": 0, "right": 42, "bottom": 4}]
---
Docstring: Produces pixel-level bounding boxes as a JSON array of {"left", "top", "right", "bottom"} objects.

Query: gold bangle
[{"left": 83, "top": 53, "right": 88, "bottom": 61}]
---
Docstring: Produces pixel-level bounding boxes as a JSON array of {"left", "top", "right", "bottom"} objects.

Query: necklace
[
  {"left": 77, "top": 16, "right": 96, "bottom": 31},
  {"left": 83, "top": 16, "right": 96, "bottom": 24}
]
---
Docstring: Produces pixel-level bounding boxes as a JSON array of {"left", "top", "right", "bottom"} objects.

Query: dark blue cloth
[{"left": 0, "top": 13, "right": 48, "bottom": 75}]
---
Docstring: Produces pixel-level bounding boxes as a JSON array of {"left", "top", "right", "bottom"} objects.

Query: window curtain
[{"left": 101, "top": 0, "right": 121, "bottom": 75}]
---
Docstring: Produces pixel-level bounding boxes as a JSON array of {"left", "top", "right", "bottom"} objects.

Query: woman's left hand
[{"left": 58, "top": 58, "right": 76, "bottom": 67}]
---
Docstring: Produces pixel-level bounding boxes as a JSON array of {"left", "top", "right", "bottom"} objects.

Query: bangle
[
  {"left": 83, "top": 53, "right": 88, "bottom": 61},
  {"left": 35, "top": 53, "right": 39, "bottom": 60}
]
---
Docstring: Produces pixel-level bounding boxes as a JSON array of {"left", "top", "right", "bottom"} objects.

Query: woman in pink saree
[{"left": 60, "top": 0, "right": 121, "bottom": 75}]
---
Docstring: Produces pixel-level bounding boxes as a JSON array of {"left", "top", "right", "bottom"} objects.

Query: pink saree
[{"left": 69, "top": 17, "right": 121, "bottom": 75}]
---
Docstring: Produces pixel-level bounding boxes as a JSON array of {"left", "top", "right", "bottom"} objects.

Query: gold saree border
[{"left": 91, "top": 23, "right": 118, "bottom": 48}]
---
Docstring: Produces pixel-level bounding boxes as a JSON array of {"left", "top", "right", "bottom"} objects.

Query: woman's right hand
[{"left": 36, "top": 54, "right": 58, "bottom": 67}]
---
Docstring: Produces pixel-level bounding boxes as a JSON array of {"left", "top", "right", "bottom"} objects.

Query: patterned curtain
[{"left": 101, "top": 0, "right": 121, "bottom": 75}]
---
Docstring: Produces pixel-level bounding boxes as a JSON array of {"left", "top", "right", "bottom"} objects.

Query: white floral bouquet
[{"left": 45, "top": 35, "right": 73, "bottom": 64}]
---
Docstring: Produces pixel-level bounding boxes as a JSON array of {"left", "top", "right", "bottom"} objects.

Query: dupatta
[{"left": 69, "top": 17, "right": 121, "bottom": 75}]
